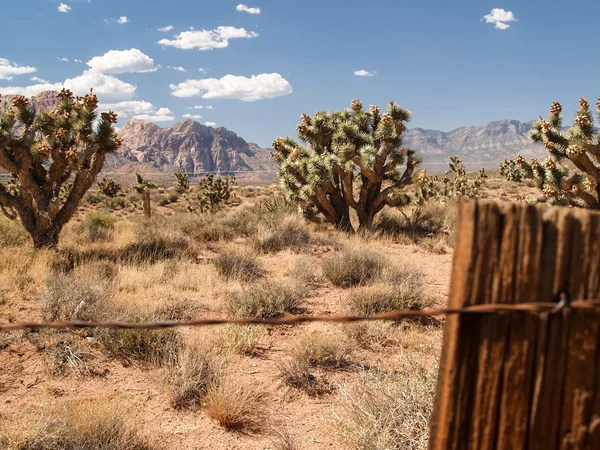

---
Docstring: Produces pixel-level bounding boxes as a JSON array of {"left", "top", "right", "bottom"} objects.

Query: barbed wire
[{"left": 1, "top": 300, "right": 598, "bottom": 331}]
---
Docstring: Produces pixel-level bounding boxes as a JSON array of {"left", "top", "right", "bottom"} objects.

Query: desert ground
[{"left": 0, "top": 172, "right": 537, "bottom": 449}]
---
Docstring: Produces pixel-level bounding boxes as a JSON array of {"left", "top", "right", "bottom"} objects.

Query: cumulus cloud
[
  {"left": 0, "top": 70, "right": 136, "bottom": 103},
  {"left": 87, "top": 49, "right": 157, "bottom": 74},
  {"left": 58, "top": 3, "right": 71, "bottom": 13},
  {"left": 170, "top": 73, "right": 292, "bottom": 102},
  {"left": 73, "top": 59, "right": 83, "bottom": 63},
  {"left": 168, "top": 66, "right": 187, "bottom": 72},
  {"left": 354, "top": 69, "right": 375, "bottom": 76},
  {"left": 0, "top": 58, "right": 37, "bottom": 80},
  {"left": 158, "top": 26, "right": 258, "bottom": 50},
  {"left": 57, "top": 57, "right": 70, "bottom": 62},
  {"left": 133, "top": 107, "right": 175, "bottom": 122},
  {"left": 204, "top": 121, "right": 217, "bottom": 127},
  {"left": 236, "top": 4, "right": 261, "bottom": 14},
  {"left": 30, "top": 76, "right": 48, "bottom": 83},
  {"left": 198, "top": 68, "right": 207, "bottom": 73},
  {"left": 182, "top": 113, "right": 202, "bottom": 119},
  {"left": 159, "top": 25, "right": 174, "bottom": 32},
  {"left": 482, "top": 8, "right": 517, "bottom": 29},
  {"left": 189, "top": 105, "right": 212, "bottom": 109}
]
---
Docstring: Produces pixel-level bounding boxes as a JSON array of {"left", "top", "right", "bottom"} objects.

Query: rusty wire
[{"left": 2, "top": 300, "right": 600, "bottom": 332}]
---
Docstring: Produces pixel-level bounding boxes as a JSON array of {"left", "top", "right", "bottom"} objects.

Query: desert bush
[
  {"left": 41, "top": 334, "right": 102, "bottom": 377},
  {"left": 293, "top": 331, "right": 353, "bottom": 369},
  {"left": 80, "top": 211, "right": 116, "bottom": 242},
  {"left": 204, "top": 378, "right": 264, "bottom": 430},
  {"left": 334, "top": 358, "right": 437, "bottom": 450},
  {"left": 180, "top": 207, "right": 259, "bottom": 243},
  {"left": 277, "top": 359, "right": 332, "bottom": 397},
  {"left": 225, "top": 281, "right": 302, "bottom": 318},
  {"left": 254, "top": 215, "right": 310, "bottom": 253},
  {"left": 345, "top": 322, "right": 401, "bottom": 350},
  {"left": 0, "top": 400, "right": 154, "bottom": 450},
  {"left": 166, "top": 339, "right": 225, "bottom": 409},
  {"left": 347, "top": 282, "right": 430, "bottom": 316},
  {"left": 214, "top": 248, "right": 262, "bottom": 281},
  {"left": 0, "top": 217, "right": 27, "bottom": 247},
  {"left": 322, "top": 247, "right": 386, "bottom": 287},
  {"left": 98, "top": 177, "right": 122, "bottom": 198},
  {"left": 43, "top": 273, "right": 110, "bottom": 322},
  {"left": 286, "top": 257, "right": 319, "bottom": 285},
  {"left": 97, "top": 326, "right": 179, "bottom": 366},
  {"left": 217, "top": 325, "right": 265, "bottom": 355}
]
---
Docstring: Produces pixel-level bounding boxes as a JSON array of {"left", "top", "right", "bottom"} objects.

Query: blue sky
[{"left": 0, "top": 0, "right": 599, "bottom": 147}]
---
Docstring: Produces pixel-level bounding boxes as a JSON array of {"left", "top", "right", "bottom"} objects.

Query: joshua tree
[
  {"left": 0, "top": 89, "right": 121, "bottom": 248},
  {"left": 134, "top": 173, "right": 157, "bottom": 218},
  {"left": 197, "top": 174, "right": 235, "bottom": 212},
  {"left": 272, "top": 99, "right": 421, "bottom": 231},
  {"left": 499, "top": 97, "right": 600, "bottom": 208},
  {"left": 414, "top": 156, "right": 487, "bottom": 205},
  {"left": 98, "top": 177, "right": 122, "bottom": 198},
  {"left": 174, "top": 171, "right": 190, "bottom": 194}
]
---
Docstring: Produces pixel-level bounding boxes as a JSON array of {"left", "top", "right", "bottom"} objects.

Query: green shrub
[{"left": 81, "top": 211, "right": 116, "bottom": 242}]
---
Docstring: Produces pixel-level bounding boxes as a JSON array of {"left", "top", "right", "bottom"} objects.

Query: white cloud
[
  {"left": 158, "top": 26, "right": 258, "bottom": 50},
  {"left": 0, "top": 58, "right": 37, "bottom": 80},
  {"left": 168, "top": 66, "right": 187, "bottom": 72},
  {"left": 198, "top": 68, "right": 207, "bottom": 73},
  {"left": 1, "top": 70, "right": 136, "bottom": 103},
  {"left": 170, "top": 73, "right": 292, "bottom": 102},
  {"left": 73, "top": 59, "right": 83, "bottom": 63},
  {"left": 98, "top": 100, "right": 154, "bottom": 118},
  {"left": 57, "top": 57, "right": 70, "bottom": 62},
  {"left": 30, "top": 76, "right": 48, "bottom": 83},
  {"left": 105, "top": 16, "right": 129, "bottom": 25},
  {"left": 58, "top": 3, "right": 71, "bottom": 13},
  {"left": 204, "top": 121, "right": 217, "bottom": 127},
  {"left": 133, "top": 107, "right": 175, "bottom": 122},
  {"left": 236, "top": 4, "right": 261, "bottom": 14},
  {"left": 87, "top": 49, "right": 156, "bottom": 74},
  {"left": 354, "top": 69, "right": 375, "bottom": 76},
  {"left": 159, "top": 25, "right": 174, "bottom": 32},
  {"left": 482, "top": 8, "right": 517, "bottom": 29},
  {"left": 182, "top": 113, "right": 202, "bottom": 119}
]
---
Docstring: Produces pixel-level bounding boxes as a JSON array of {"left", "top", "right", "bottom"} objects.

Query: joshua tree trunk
[{"left": 142, "top": 191, "right": 151, "bottom": 218}]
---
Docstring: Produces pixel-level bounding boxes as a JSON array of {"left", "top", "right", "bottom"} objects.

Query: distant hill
[{"left": 0, "top": 91, "right": 551, "bottom": 177}]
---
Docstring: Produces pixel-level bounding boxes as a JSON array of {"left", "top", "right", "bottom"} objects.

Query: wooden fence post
[{"left": 428, "top": 199, "right": 600, "bottom": 450}]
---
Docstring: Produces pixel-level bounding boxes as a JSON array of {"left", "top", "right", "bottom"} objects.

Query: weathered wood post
[{"left": 428, "top": 199, "right": 600, "bottom": 450}]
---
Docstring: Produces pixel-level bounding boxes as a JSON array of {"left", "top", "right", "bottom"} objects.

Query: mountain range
[{"left": 0, "top": 91, "right": 549, "bottom": 178}]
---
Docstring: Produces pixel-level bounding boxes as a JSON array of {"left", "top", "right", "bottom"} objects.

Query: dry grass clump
[
  {"left": 217, "top": 324, "right": 265, "bottom": 355},
  {"left": 322, "top": 246, "right": 386, "bottom": 287},
  {"left": 293, "top": 331, "right": 353, "bottom": 369},
  {"left": 347, "top": 282, "right": 431, "bottom": 316},
  {"left": 204, "top": 378, "right": 264, "bottom": 431},
  {"left": 277, "top": 359, "right": 333, "bottom": 397},
  {"left": 0, "top": 400, "right": 154, "bottom": 450},
  {"left": 286, "top": 257, "right": 319, "bottom": 285},
  {"left": 334, "top": 356, "right": 438, "bottom": 450},
  {"left": 225, "top": 281, "right": 303, "bottom": 318},
  {"left": 214, "top": 248, "right": 262, "bottom": 281},
  {"left": 179, "top": 207, "right": 259, "bottom": 243},
  {"left": 254, "top": 215, "right": 310, "bottom": 253},
  {"left": 0, "top": 217, "right": 27, "bottom": 247},
  {"left": 38, "top": 333, "right": 103, "bottom": 377},
  {"left": 270, "top": 419, "right": 301, "bottom": 450},
  {"left": 345, "top": 322, "right": 402, "bottom": 350},
  {"left": 166, "top": 338, "right": 225, "bottom": 410}
]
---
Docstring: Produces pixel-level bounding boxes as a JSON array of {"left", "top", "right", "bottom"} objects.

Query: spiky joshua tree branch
[
  {"left": 0, "top": 89, "right": 121, "bottom": 248},
  {"left": 499, "top": 97, "right": 600, "bottom": 208},
  {"left": 271, "top": 99, "right": 421, "bottom": 231}
]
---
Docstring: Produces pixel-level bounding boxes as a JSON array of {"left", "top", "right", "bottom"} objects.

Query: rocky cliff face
[
  {"left": 403, "top": 119, "right": 546, "bottom": 169},
  {"left": 116, "top": 119, "right": 276, "bottom": 174}
]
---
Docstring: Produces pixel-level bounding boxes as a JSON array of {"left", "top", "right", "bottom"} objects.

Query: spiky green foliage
[
  {"left": 134, "top": 173, "right": 157, "bottom": 218},
  {"left": 174, "top": 171, "right": 190, "bottom": 194},
  {"left": 98, "top": 177, "right": 122, "bottom": 198},
  {"left": 0, "top": 89, "right": 121, "bottom": 248},
  {"left": 413, "top": 156, "right": 487, "bottom": 205},
  {"left": 272, "top": 99, "right": 421, "bottom": 231},
  {"left": 499, "top": 97, "right": 600, "bottom": 208},
  {"left": 197, "top": 174, "right": 235, "bottom": 212}
]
